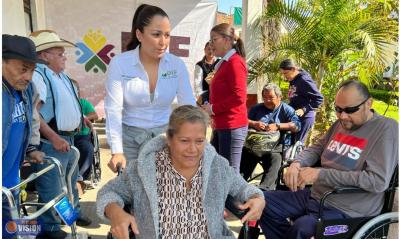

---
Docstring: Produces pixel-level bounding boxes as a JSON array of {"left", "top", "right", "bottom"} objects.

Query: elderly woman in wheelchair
[
  {"left": 257, "top": 80, "right": 399, "bottom": 239},
  {"left": 97, "top": 105, "right": 265, "bottom": 239},
  {"left": 240, "top": 83, "right": 301, "bottom": 190}
]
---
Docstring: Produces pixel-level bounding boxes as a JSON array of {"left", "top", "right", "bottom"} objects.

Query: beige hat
[{"left": 29, "top": 30, "right": 75, "bottom": 52}]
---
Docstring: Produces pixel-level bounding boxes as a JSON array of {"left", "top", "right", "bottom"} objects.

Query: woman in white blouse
[{"left": 105, "top": 4, "right": 195, "bottom": 172}]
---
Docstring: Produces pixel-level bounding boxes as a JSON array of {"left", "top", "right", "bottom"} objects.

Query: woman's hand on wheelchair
[
  {"left": 237, "top": 196, "right": 265, "bottom": 223},
  {"left": 106, "top": 203, "right": 139, "bottom": 239},
  {"left": 108, "top": 153, "right": 126, "bottom": 173}
]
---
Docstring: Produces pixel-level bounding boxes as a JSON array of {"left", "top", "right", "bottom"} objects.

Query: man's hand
[
  {"left": 83, "top": 117, "right": 93, "bottom": 130},
  {"left": 265, "top": 123, "right": 279, "bottom": 132},
  {"left": 106, "top": 203, "right": 139, "bottom": 239},
  {"left": 252, "top": 121, "right": 267, "bottom": 131},
  {"left": 51, "top": 136, "right": 70, "bottom": 152},
  {"left": 284, "top": 162, "right": 301, "bottom": 191},
  {"left": 26, "top": 150, "right": 45, "bottom": 164},
  {"left": 237, "top": 196, "right": 265, "bottom": 223},
  {"left": 297, "top": 167, "right": 320, "bottom": 190},
  {"left": 108, "top": 153, "right": 126, "bottom": 173},
  {"left": 295, "top": 108, "right": 305, "bottom": 117}
]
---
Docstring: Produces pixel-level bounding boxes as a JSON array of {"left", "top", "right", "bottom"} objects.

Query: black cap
[{"left": 3, "top": 34, "right": 47, "bottom": 64}]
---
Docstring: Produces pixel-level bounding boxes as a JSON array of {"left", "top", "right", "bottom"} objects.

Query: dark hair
[
  {"left": 211, "top": 23, "right": 246, "bottom": 58},
  {"left": 339, "top": 79, "right": 371, "bottom": 99},
  {"left": 279, "top": 58, "right": 298, "bottom": 70},
  {"left": 204, "top": 41, "right": 210, "bottom": 49},
  {"left": 126, "top": 4, "right": 169, "bottom": 51},
  {"left": 167, "top": 105, "right": 209, "bottom": 138}
]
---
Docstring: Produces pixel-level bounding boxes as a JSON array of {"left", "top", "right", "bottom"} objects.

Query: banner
[
  {"left": 234, "top": 7, "right": 242, "bottom": 25},
  {"left": 43, "top": 0, "right": 217, "bottom": 117}
]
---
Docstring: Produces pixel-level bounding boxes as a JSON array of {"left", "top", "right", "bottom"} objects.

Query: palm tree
[{"left": 248, "top": 0, "right": 398, "bottom": 140}]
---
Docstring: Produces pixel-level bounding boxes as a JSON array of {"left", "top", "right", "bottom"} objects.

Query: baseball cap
[{"left": 3, "top": 34, "right": 47, "bottom": 64}]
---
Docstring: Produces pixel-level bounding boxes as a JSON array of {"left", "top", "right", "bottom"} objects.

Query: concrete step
[
  {"left": 98, "top": 134, "right": 110, "bottom": 149},
  {"left": 93, "top": 122, "right": 105, "bottom": 128},
  {"left": 94, "top": 127, "right": 106, "bottom": 135}
]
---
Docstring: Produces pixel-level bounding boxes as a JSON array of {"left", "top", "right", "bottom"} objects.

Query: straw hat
[{"left": 29, "top": 30, "right": 75, "bottom": 52}]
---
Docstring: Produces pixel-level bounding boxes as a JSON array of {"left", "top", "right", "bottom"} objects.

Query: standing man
[
  {"left": 258, "top": 80, "right": 398, "bottom": 239},
  {"left": 29, "top": 30, "right": 91, "bottom": 239},
  {"left": 2, "top": 34, "right": 45, "bottom": 238}
]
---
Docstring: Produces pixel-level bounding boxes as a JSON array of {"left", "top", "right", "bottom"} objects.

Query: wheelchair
[
  {"left": 241, "top": 131, "right": 304, "bottom": 189},
  {"left": 89, "top": 129, "right": 101, "bottom": 187},
  {"left": 271, "top": 162, "right": 399, "bottom": 239},
  {"left": 106, "top": 167, "right": 252, "bottom": 239}
]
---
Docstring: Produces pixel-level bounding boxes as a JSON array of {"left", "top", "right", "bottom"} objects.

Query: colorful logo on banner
[{"left": 75, "top": 29, "right": 115, "bottom": 73}]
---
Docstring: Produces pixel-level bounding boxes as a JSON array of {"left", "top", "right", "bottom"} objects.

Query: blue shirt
[
  {"left": 248, "top": 102, "right": 301, "bottom": 145},
  {"left": 3, "top": 89, "right": 27, "bottom": 188}
]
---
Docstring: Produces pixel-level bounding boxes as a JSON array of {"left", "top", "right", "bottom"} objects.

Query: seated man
[
  {"left": 258, "top": 80, "right": 399, "bottom": 239},
  {"left": 240, "top": 83, "right": 300, "bottom": 190}
]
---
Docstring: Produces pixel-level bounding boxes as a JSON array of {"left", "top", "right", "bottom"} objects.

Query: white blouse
[{"left": 105, "top": 47, "right": 195, "bottom": 153}]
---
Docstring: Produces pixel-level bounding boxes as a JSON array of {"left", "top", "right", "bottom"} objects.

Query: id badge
[{"left": 53, "top": 197, "right": 78, "bottom": 226}]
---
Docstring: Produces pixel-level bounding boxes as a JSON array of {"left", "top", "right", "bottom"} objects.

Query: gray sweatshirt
[
  {"left": 97, "top": 135, "right": 264, "bottom": 239},
  {"left": 296, "top": 111, "right": 398, "bottom": 217}
]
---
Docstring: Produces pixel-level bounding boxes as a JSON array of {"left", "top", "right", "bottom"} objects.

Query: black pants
[
  {"left": 240, "top": 146, "right": 282, "bottom": 190},
  {"left": 74, "top": 134, "right": 94, "bottom": 181}
]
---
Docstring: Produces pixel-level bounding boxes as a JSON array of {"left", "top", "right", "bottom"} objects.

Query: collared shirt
[
  {"left": 214, "top": 48, "right": 236, "bottom": 71},
  {"left": 155, "top": 147, "right": 208, "bottom": 239},
  {"left": 105, "top": 47, "right": 196, "bottom": 153},
  {"left": 32, "top": 64, "right": 81, "bottom": 131}
]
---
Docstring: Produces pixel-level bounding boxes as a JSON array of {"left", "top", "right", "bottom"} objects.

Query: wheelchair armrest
[
  {"left": 318, "top": 186, "right": 368, "bottom": 219},
  {"left": 225, "top": 195, "right": 248, "bottom": 220},
  {"left": 332, "top": 186, "right": 367, "bottom": 194}
]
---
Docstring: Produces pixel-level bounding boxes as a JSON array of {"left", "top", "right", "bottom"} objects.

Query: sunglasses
[{"left": 334, "top": 98, "right": 369, "bottom": 114}]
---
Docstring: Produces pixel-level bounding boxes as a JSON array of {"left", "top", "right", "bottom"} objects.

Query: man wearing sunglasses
[{"left": 257, "top": 80, "right": 398, "bottom": 239}]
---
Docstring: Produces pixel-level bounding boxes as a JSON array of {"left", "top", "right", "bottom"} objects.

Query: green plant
[{"left": 248, "top": 0, "right": 398, "bottom": 142}]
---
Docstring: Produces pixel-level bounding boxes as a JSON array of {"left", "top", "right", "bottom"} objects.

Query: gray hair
[
  {"left": 262, "top": 83, "right": 282, "bottom": 98},
  {"left": 167, "top": 105, "right": 209, "bottom": 138}
]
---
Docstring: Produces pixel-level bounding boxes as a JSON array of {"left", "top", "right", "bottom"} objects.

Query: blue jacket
[{"left": 2, "top": 79, "right": 34, "bottom": 165}]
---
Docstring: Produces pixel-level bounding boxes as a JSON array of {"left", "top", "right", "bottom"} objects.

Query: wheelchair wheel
[{"left": 352, "top": 212, "right": 398, "bottom": 239}]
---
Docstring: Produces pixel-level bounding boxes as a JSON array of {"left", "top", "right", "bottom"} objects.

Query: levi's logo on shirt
[{"left": 325, "top": 133, "right": 368, "bottom": 169}]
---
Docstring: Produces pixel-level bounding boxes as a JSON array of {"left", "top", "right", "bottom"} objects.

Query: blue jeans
[
  {"left": 32, "top": 135, "right": 80, "bottom": 232},
  {"left": 211, "top": 126, "right": 248, "bottom": 173},
  {"left": 259, "top": 189, "right": 348, "bottom": 239}
]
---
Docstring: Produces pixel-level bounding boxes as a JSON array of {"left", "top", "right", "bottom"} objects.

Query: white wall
[
  {"left": 242, "top": 0, "right": 263, "bottom": 94},
  {"left": 3, "top": 0, "right": 27, "bottom": 36}
]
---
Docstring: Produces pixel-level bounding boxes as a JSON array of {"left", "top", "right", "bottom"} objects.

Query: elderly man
[
  {"left": 2, "top": 34, "right": 45, "bottom": 237},
  {"left": 240, "top": 83, "right": 301, "bottom": 190},
  {"left": 258, "top": 80, "right": 398, "bottom": 239},
  {"left": 29, "top": 30, "right": 91, "bottom": 239}
]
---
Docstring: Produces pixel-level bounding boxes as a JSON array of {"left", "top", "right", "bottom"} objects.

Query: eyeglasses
[
  {"left": 44, "top": 51, "right": 67, "bottom": 58},
  {"left": 334, "top": 98, "right": 369, "bottom": 114},
  {"left": 209, "top": 37, "right": 223, "bottom": 44}
]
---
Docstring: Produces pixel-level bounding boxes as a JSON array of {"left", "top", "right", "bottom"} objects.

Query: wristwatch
[{"left": 276, "top": 123, "right": 281, "bottom": 130}]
